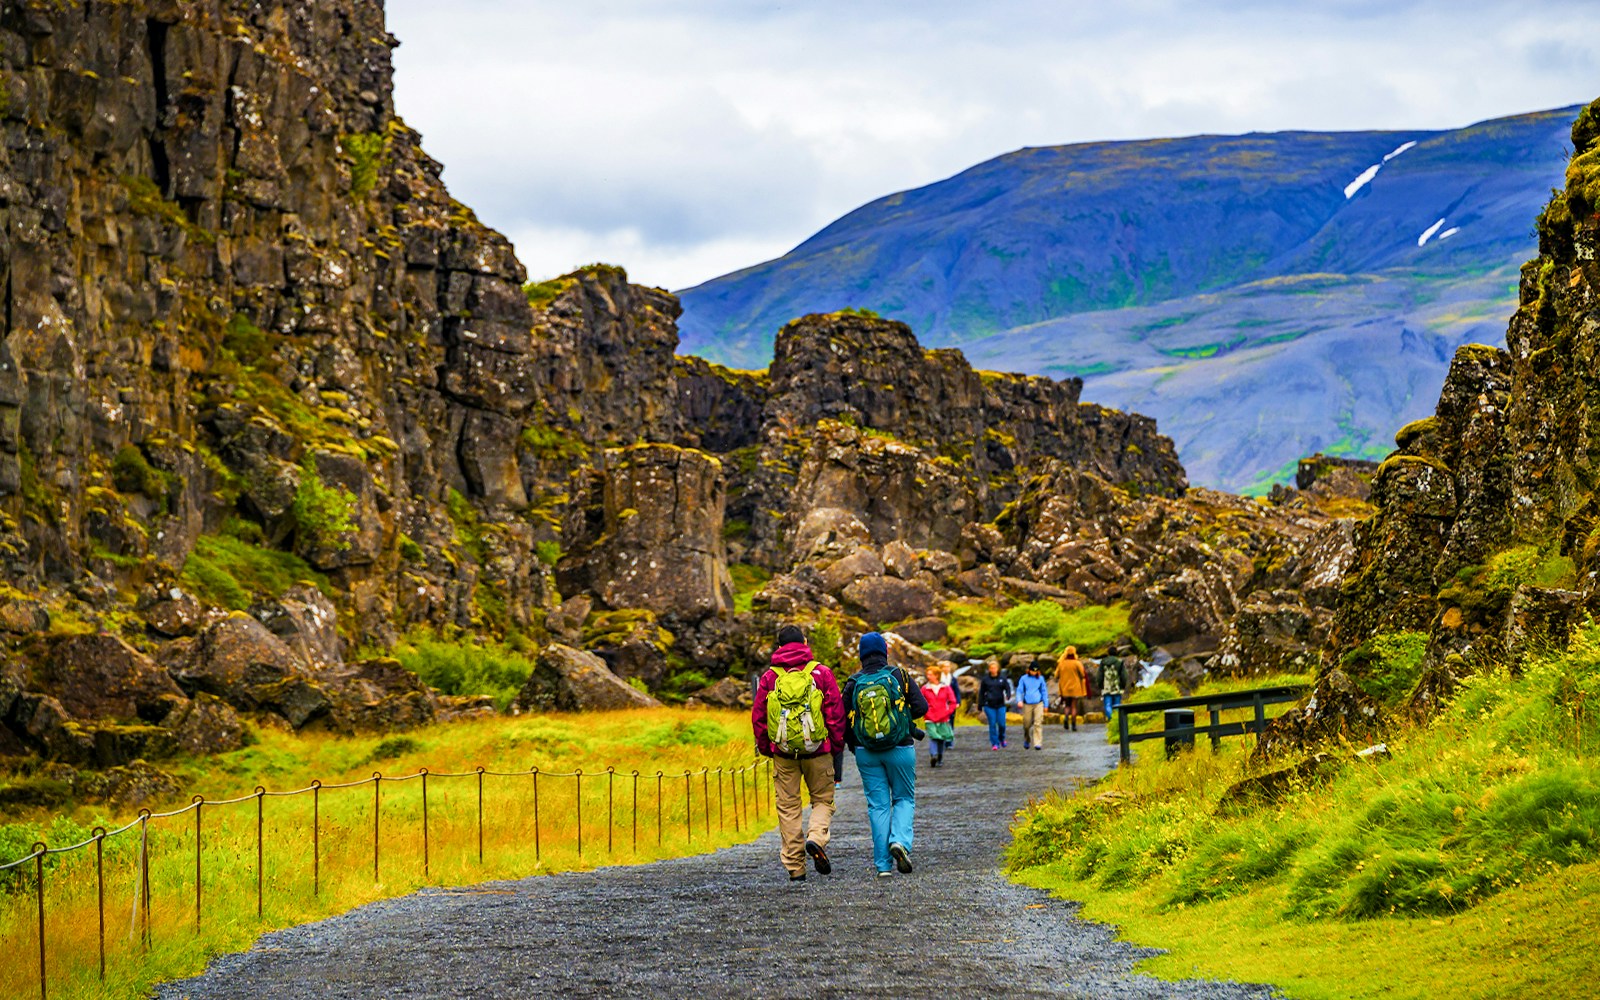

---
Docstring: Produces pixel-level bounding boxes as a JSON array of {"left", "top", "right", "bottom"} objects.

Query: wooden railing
[{"left": 1115, "top": 685, "right": 1308, "bottom": 764}]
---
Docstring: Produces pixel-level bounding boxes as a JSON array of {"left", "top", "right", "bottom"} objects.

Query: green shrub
[
  {"left": 810, "top": 621, "right": 842, "bottom": 670},
  {"left": 392, "top": 638, "right": 536, "bottom": 711},
  {"left": 367, "top": 736, "right": 421, "bottom": 763},
  {"left": 519, "top": 423, "right": 585, "bottom": 461},
  {"left": 292, "top": 459, "right": 357, "bottom": 554},
  {"left": 522, "top": 278, "right": 572, "bottom": 308},
  {"left": 221, "top": 314, "right": 278, "bottom": 367},
  {"left": 632, "top": 719, "right": 734, "bottom": 749},
  {"left": 534, "top": 540, "right": 561, "bottom": 567},
  {"left": 970, "top": 601, "right": 1131, "bottom": 657}
]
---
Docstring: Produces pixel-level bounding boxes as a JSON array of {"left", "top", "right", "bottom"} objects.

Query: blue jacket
[{"left": 1017, "top": 673, "right": 1051, "bottom": 705}]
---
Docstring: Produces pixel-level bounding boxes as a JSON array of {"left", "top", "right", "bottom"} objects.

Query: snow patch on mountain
[
  {"left": 1383, "top": 140, "right": 1418, "bottom": 162},
  {"left": 1344, "top": 163, "right": 1382, "bottom": 198},
  {"left": 1418, "top": 218, "right": 1448, "bottom": 246}
]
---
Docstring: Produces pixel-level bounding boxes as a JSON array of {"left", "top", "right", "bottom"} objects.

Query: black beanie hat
[{"left": 777, "top": 624, "right": 805, "bottom": 646}]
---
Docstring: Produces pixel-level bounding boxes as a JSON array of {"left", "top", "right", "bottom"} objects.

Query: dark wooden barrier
[{"left": 1116, "top": 685, "right": 1308, "bottom": 764}]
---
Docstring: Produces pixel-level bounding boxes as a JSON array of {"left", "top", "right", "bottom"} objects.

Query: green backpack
[
  {"left": 850, "top": 666, "right": 911, "bottom": 752},
  {"left": 766, "top": 663, "right": 827, "bottom": 755}
]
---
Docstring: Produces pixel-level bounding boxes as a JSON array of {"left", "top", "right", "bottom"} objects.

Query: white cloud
[{"left": 387, "top": 0, "right": 1600, "bottom": 290}]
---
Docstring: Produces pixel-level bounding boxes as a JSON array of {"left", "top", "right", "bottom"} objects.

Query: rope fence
[{"left": 0, "top": 756, "right": 775, "bottom": 1000}]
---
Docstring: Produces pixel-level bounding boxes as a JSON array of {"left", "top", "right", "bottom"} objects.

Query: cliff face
[
  {"left": 0, "top": 0, "right": 1265, "bottom": 772},
  {"left": 0, "top": 0, "right": 559, "bottom": 643},
  {"left": 1305, "top": 98, "right": 1600, "bottom": 737}
]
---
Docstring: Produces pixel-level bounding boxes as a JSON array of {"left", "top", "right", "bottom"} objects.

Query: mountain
[{"left": 677, "top": 107, "right": 1581, "bottom": 491}]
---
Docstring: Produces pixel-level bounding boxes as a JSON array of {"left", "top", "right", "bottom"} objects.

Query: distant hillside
[{"left": 677, "top": 107, "right": 1580, "bottom": 491}]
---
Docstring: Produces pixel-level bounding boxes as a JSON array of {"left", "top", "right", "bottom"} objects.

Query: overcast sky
[{"left": 387, "top": 1, "right": 1599, "bottom": 292}]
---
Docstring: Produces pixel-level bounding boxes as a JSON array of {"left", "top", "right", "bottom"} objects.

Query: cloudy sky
[{"left": 387, "top": 1, "right": 1599, "bottom": 292}]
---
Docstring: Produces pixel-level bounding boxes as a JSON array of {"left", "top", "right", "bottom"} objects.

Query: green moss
[
  {"left": 1342, "top": 630, "right": 1430, "bottom": 706},
  {"left": 220, "top": 314, "right": 279, "bottom": 368},
  {"left": 291, "top": 459, "right": 357, "bottom": 554},
  {"left": 397, "top": 533, "right": 425, "bottom": 564},
  {"left": 111, "top": 445, "right": 177, "bottom": 508},
  {"left": 178, "top": 534, "right": 330, "bottom": 611},
  {"left": 339, "top": 132, "right": 388, "bottom": 198},
  {"left": 1394, "top": 416, "right": 1438, "bottom": 451},
  {"left": 120, "top": 174, "right": 214, "bottom": 243},
  {"left": 520, "top": 423, "right": 585, "bottom": 460},
  {"left": 729, "top": 563, "right": 771, "bottom": 614},
  {"left": 534, "top": 540, "right": 561, "bottom": 567},
  {"left": 523, "top": 277, "right": 574, "bottom": 309}
]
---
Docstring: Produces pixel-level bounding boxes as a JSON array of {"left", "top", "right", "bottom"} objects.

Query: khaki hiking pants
[
  {"left": 1020, "top": 702, "right": 1045, "bottom": 748},
  {"left": 772, "top": 754, "right": 835, "bottom": 875}
]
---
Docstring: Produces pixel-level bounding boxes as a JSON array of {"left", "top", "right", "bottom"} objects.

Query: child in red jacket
[{"left": 920, "top": 663, "right": 959, "bottom": 768}]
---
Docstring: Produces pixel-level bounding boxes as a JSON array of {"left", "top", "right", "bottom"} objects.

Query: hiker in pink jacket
[{"left": 752, "top": 624, "right": 847, "bottom": 881}]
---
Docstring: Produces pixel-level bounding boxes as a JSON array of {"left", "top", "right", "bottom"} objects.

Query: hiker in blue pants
[
  {"left": 843, "top": 632, "right": 929, "bottom": 876},
  {"left": 977, "top": 659, "right": 1014, "bottom": 749}
]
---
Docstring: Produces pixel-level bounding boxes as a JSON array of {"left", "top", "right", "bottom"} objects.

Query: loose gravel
[{"left": 160, "top": 726, "right": 1276, "bottom": 999}]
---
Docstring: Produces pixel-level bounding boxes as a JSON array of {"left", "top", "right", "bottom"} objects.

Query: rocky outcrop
[
  {"left": 511, "top": 644, "right": 662, "bottom": 713},
  {"left": 560, "top": 445, "right": 733, "bottom": 620}
]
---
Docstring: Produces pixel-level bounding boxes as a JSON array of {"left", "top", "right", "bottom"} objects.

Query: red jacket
[
  {"left": 751, "top": 642, "right": 847, "bottom": 758},
  {"left": 921, "top": 682, "right": 958, "bottom": 724}
]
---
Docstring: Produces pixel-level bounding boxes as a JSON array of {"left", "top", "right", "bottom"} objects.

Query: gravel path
[{"left": 160, "top": 726, "right": 1275, "bottom": 999}]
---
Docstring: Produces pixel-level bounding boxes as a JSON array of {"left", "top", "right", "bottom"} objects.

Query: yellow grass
[{"left": 0, "top": 708, "right": 774, "bottom": 1000}]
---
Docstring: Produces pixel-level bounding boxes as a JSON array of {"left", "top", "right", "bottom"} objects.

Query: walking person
[
  {"left": 920, "top": 664, "right": 959, "bottom": 767},
  {"left": 1016, "top": 661, "right": 1050, "bottom": 750},
  {"left": 977, "top": 659, "right": 1015, "bottom": 750},
  {"left": 844, "top": 632, "right": 928, "bottom": 876},
  {"left": 752, "top": 624, "right": 846, "bottom": 882},
  {"left": 1099, "top": 653, "right": 1125, "bottom": 726},
  {"left": 1056, "top": 645, "right": 1088, "bottom": 731}
]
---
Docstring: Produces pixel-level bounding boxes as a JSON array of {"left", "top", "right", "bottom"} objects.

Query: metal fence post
[
  {"left": 254, "top": 788, "right": 265, "bottom": 919},
  {"left": 532, "top": 767, "right": 541, "bottom": 861},
  {"left": 702, "top": 769, "right": 710, "bottom": 835},
  {"left": 476, "top": 767, "right": 486, "bottom": 864},
  {"left": 420, "top": 768, "right": 430, "bottom": 878},
  {"left": 717, "top": 768, "right": 725, "bottom": 832},
  {"left": 93, "top": 827, "right": 106, "bottom": 981},
  {"left": 373, "top": 772, "right": 382, "bottom": 883},
  {"left": 656, "top": 771, "right": 663, "bottom": 848},
  {"left": 631, "top": 770, "right": 639, "bottom": 853},
  {"left": 32, "top": 841, "right": 46, "bottom": 1000},
  {"left": 192, "top": 795, "right": 204, "bottom": 932},
  {"left": 311, "top": 780, "right": 322, "bottom": 896},
  {"left": 684, "top": 771, "right": 692, "bottom": 842},
  {"left": 1118, "top": 704, "right": 1131, "bottom": 764},
  {"left": 607, "top": 767, "right": 615, "bottom": 855},
  {"left": 575, "top": 769, "right": 584, "bottom": 858},
  {"left": 138, "top": 810, "right": 151, "bottom": 951}
]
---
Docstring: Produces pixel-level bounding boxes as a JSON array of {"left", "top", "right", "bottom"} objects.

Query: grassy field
[
  {"left": 1005, "top": 629, "right": 1600, "bottom": 998},
  {"left": 0, "top": 708, "right": 771, "bottom": 1000}
]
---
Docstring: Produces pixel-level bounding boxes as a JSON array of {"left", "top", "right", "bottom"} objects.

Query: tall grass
[
  {"left": 0, "top": 709, "right": 773, "bottom": 1000},
  {"left": 1006, "top": 623, "right": 1600, "bottom": 998}
]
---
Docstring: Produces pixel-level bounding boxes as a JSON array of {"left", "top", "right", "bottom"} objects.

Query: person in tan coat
[{"left": 1056, "top": 645, "right": 1087, "bottom": 731}]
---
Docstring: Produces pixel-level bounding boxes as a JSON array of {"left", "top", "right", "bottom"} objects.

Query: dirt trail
[{"left": 160, "top": 726, "right": 1274, "bottom": 999}]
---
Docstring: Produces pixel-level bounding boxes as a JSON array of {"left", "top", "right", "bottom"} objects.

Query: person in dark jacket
[
  {"left": 843, "top": 632, "right": 928, "bottom": 876},
  {"left": 752, "top": 624, "right": 847, "bottom": 882},
  {"left": 977, "top": 659, "right": 1015, "bottom": 749}
]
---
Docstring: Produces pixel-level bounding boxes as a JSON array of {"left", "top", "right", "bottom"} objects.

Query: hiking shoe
[
  {"left": 805, "top": 841, "right": 832, "bottom": 875},
  {"left": 1033, "top": 745, "right": 1043, "bottom": 751},
  {"left": 1000, "top": 740, "right": 1008, "bottom": 748},
  {"left": 1023, "top": 742, "right": 1031, "bottom": 749},
  {"left": 889, "top": 843, "right": 913, "bottom": 874},
  {"left": 877, "top": 870, "right": 894, "bottom": 878},
  {"left": 788, "top": 871, "right": 806, "bottom": 882},
  {"left": 990, "top": 744, "right": 999, "bottom": 751}
]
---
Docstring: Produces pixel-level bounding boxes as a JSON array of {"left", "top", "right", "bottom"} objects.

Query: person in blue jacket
[
  {"left": 1016, "top": 661, "right": 1051, "bottom": 750},
  {"left": 843, "top": 632, "right": 929, "bottom": 876}
]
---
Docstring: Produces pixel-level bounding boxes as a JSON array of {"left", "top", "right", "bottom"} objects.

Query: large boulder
[
  {"left": 512, "top": 644, "right": 662, "bottom": 713},
  {"left": 792, "top": 507, "right": 873, "bottom": 562},
  {"left": 685, "top": 676, "right": 754, "bottom": 709},
  {"left": 331, "top": 658, "right": 439, "bottom": 732},
  {"left": 892, "top": 616, "right": 949, "bottom": 646},
  {"left": 165, "top": 693, "right": 247, "bottom": 755},
  {"left": 100, "top": 761, "right": 183, "bottom": 809},
  {"left": 32, "top": 634, "right": 187, "bottom": 724},
  {"left": 1215, "top": 591, "right": 1328, "bottom": 677},
  {"left": 584, "top": 611, "right": 674, "bottom": 686},
  {"left": 1253, "top": 669, "right": 1383, "bottom": 762},
  {"left": 251, "top": 585, "right": 343, "bottom": 670},
  {"left": 171, "top": 615, "right": 331, "bottom": 728},
  {"left": 842, "top": 576, "right": 936, "bottom": 624},
  {"left": 820, "top": 546, "right": 885, "bottom": 595},
  {"left": 138, "top": 589, "right": 213, "bottom": 638},
  {"left": 0, "top": 598, "right": 49, "bottom": 634}
]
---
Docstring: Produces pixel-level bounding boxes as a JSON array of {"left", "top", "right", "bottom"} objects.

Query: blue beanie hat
[{"left": 859, "top": 631, "right": 887, "bottom": 658}]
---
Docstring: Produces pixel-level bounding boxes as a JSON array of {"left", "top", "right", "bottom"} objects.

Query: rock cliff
[{"left": 0, "top": 0, "right": 1358, "bottom": 775}]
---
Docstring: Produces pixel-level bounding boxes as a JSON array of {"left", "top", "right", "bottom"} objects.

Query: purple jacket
[{"left": 751, "top": 642, "right": 847, "bottom": 758}]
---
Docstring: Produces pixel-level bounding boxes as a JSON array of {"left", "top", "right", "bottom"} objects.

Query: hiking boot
[
  {"left": 889, "top": 843, "right": 913, "bottom": 874},
  {"left": 805, "top": 841, "right": 832, "bottom": 875},
  {"left": 1023, "top": 741, "right": 1031, "bottom": 749},
  {"left": 788, "top": 872, "right": 806, "bottom": 882},
  {"left": 877, "top": 870, "right": 894, "bottom": 878}
]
